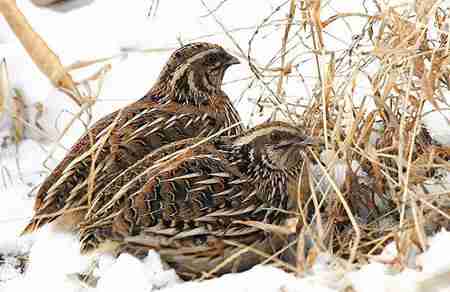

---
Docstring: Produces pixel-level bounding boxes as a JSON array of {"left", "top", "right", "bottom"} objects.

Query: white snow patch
[
  {"left": 95, "top": 254, "right": 154, "bottom": 292},
  {"left": 94, "top": 252, "right": 179, "bottom": 292},
  {"left": 160, "top": 265, "right": 337, "bottom": 292},
  {"left": 346, "top": 230, "right": 450, "bottom": 292},
  {"left": 423, "top": 109, "right": 450, "bottom": 146},
  {"left": 418, "top": 231, "right": 450, "bottom": 276}
]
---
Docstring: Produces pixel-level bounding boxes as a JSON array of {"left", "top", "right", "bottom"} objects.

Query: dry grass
[
  {"left": 0, "top": 0, "right": 449, "bottom": 287},
  {"left": 198, "top": 0, "right": 450, "bottom": 278},
  {"left": 247, "top": 0, "right": 450, "bottom": 275}
]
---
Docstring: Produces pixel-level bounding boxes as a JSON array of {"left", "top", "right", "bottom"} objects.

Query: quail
[
  {"left": 79, "top": 122, "right": 318, "bottom": 280},
  {"left": 22, "top": 42, "right": 242, "bottom": 234}
]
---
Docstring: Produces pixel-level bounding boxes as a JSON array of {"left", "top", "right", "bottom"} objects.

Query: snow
[
  {"left": 0, "top": 1, "right": 450, "bottom": 292},
  {"left": 418, "top": 231, "right": 450, "bottom": 276},
  {"left": 423, "top": 108, "right": 450, "bottom": 146},
  {"left": 2, "top": 228, "right": 450, "bottom": 292},
  {"left": 345, "top": 231, "right": 450, "bottom": 292},
  {"left": 95, "top": 253, "right": 179, "bottom": 292},
  {"left": 3, "top": 224, "right": 340, "bottom": 292},
  {"left": 0, "top": 140, "right": 44, "bottom": 243}
]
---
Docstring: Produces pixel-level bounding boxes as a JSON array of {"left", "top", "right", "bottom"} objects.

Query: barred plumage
[
  {"left": 22, "top": 42, "right": 242, "bottom": 234},
  {"left": 79, "top": 122, "right": 318, "bottom": 279}
]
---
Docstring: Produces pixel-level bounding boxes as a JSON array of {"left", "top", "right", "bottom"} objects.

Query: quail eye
[
  {"left": 206, "top": 54, "right": 218, "bottom": 64},
  {"left": 270, "top": 131, "right": 281, "bottom": 142}
]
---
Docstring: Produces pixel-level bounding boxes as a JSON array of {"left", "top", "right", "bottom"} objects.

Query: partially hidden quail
[
  {"left": 22, "top": 42, "right": 242, "bottom": 234},
  {"left": 79, "top": 122, "right": 318, "bottom": 280}
]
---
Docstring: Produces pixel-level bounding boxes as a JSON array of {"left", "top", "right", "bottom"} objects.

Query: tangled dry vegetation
[
  {"left": 271, "top": 0, "right": 450, "bottom": 273},
  {"left": 0, "top": 0, "right": 450, "bottom": 280}
]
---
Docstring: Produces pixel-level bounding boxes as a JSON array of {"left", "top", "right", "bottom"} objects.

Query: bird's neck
[
  {"left": 143, "top": 84, "right": 242, "bottom": 135},
  {"left": 221, "top": 144, "right": 295, "bottom": 213},
  {"left": 144, "top": 80, "right": 224, "bottom": 107}
]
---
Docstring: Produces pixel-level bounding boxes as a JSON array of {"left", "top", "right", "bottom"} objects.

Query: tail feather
[{"left": 20, "top": 219, "right": 44, "bottom": 235}]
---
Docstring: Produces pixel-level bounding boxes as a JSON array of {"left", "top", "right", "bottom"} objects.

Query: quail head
[
  {"left": 22, "top": 42, "right": 243, "bottom": 235},
  {"left": 79, "top": 121, "right": 319, "bottom": 280}
]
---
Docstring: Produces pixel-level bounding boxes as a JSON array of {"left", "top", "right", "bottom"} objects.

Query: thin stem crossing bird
[
  {"left": 22, "top": 42, "right": 243, "bottom": 234},
  {"left": 79, "top": 122, "right": 319, "bottom": 280}
]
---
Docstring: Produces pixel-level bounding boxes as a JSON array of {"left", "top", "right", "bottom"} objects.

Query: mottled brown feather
[
  {"left": 79, "top": 122, "right": 316, "bottom": 279},
  {"left": 22, "top": 42, "right": 242, "bottom": 234}
]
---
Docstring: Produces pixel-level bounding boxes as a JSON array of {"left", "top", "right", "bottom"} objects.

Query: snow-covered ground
[{"left": 0, "top": 0, "right": 450, "bottom": 291}]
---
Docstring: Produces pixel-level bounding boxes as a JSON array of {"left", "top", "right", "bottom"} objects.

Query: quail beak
[
  {"left": 294, "top": 136, "right": 323, "bottom": 147},
  {"left": 271, "top": 136, "right": 322, "bottom": 150},
  {"left": 225, "top": 55, "right": 240, "bottom": 66}
]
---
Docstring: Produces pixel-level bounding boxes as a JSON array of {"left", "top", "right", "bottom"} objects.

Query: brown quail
[
  {"left": 79, "top": 122, "right": 318, "bottom": 280},
  {"left": 22, "top": 42, "right": 242, "bottom": 234}
]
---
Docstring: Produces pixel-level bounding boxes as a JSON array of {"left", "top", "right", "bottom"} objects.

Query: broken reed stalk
[
  {"left": 0, "top": 59, "right": 9, "bottom": 119},
  {"left": 0, "top": 0, "right": 82, "bottom": 105}
]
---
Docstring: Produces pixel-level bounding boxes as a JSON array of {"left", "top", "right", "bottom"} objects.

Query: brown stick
[
  {"left": 0, "top": 59, "right": 8, "bottom": 118},
  {"left": 0, "top": 0, "right": 82, "bottom": 105}
]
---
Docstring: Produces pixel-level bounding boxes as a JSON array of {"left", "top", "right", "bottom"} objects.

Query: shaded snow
[{"left": 2, "top": 226, "right": 450, "bottom": 292}]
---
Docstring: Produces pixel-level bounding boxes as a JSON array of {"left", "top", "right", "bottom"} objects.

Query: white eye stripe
[
  {"left": 170, "top": 48, "right": 223, "bottom": 88},
  {"left": 186, "top": 48, "right": 222, "bottom": 64},
  {"left": 233, "top": 126, "right": 300, "bottom": 145}
]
